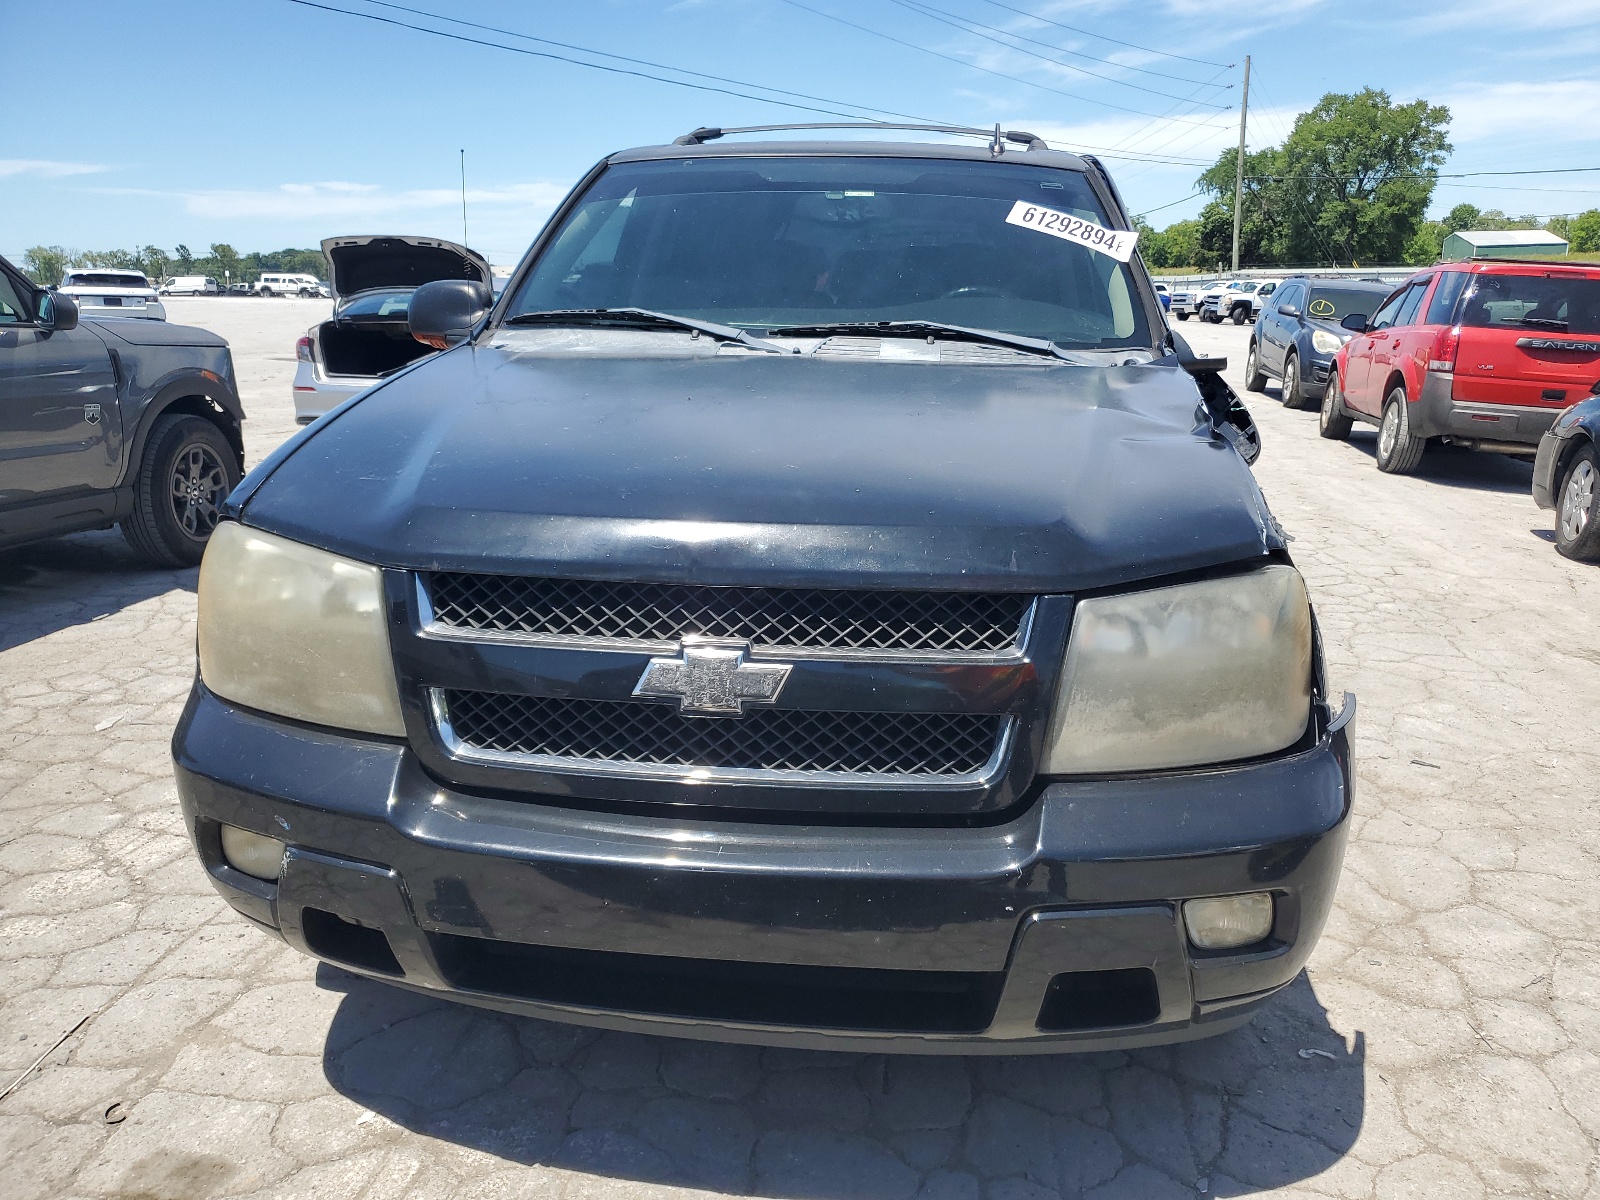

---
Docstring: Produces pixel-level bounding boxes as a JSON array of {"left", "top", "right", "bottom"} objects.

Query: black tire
[
  {"left": 1231, "top": 304, "right": 1249, "bottom": 325},
  {"left": 259, "top": 287, "right": 273, "bottom": 297},
  {"left": 1555, "top": 445, "right": 1600, "bottom": 562},
  {"left": 1175, "top": 311, "right": 1190, "bottom": 321},
  {"left": 1375, "top": 387, "right": 1427, "bottom": 474},
  {"left": 120, "top": 414, "right": 240, "bottom": 567},
  {"left": 1243, "top": 342, "right": 1268, "bottom": 392},
  {"left": 1281, "top": 353, "right": 1307, "bottom": 410},
  {"left": 1319, "top": 370, "right": 1354, "bottom": 440}
]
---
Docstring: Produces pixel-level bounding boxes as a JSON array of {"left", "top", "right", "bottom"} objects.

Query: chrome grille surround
[
  {"left": 433, "top": 690, "right": 1012, "bottom": 786},
  {"left": 423, "top": 573, "right": 1034, "bottom": 657}
]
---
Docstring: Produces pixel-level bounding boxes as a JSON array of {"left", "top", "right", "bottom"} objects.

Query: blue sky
[{"left": 6, "top": 0, "right": 1599, "bottom": 267}]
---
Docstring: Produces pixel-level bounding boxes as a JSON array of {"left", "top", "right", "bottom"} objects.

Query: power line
[
  {"left": 972, "top": 0, "right": 1231, "bottom": 68},
  {"left": 1133, "top": 190, "right": 1204, "bottom": 217},
  {"left": 882, "top": 0, "right": 1230, "bottom": 92},
  {"left": 778, "top": 0, "right": 1230, "bottom": 127},
  {"left": 356, "top": 0, "right": 937, "bottom": 123},
  {"left": 281, "top": 0, "right": 921, "bottom": 122}
]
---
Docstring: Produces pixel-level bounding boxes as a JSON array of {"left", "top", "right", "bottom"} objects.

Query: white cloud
[
  {"left": 1441, "top": 81, "right": 1600, "bottom": 144},
  {"left": 157, "top": 180, "right": 572, "bottom": 221},
  {"left": 0, "top": 159, "right": 109, "bottom": 179}
]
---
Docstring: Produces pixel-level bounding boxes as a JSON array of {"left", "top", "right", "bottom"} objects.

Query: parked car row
[
  {"left": 1241, "top": 260, "right": 1600, "bottom": 561},
  {"left": 1165, "top": 278, "right": 1277, "bottom": 324},
  {"left": 158, "top": 274, "right": 331, "bottom": 298}
]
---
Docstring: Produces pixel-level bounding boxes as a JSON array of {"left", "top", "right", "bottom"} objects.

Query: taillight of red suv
[
  {"left": 1427, "top": 325, "right": 1460, "bottom": 374},
  {"left": 295, "top": 336, "right": 314, "bottom": 363}
]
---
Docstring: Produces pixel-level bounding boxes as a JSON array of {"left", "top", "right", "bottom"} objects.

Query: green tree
[
  {"left": 1444, "top": 203, "right": 1480, "bottom": 233},
  {"left": 174, "top": 244, "right": 194, "bottom": 270},
  {"left": 1199, "top": 88, "right": 1451, "bottom": 266},
  {"left": 1545, "top": 214, "right": 1572, "bottom": 243},
  {"left": 1570, "top": 210, "right": 1600, "bottom": 253},
  {"left": 1195, "top": 146, "right": 1287, "bottom": 267},
  {"left": 22, "top": 246, "right": 71, "bottom": 286},
  {"left": 1158, "top": 219, "right": 1204, "bottom": 268},
  {"left": 203, "top": 243, "right": 241, "bottom": 286}
]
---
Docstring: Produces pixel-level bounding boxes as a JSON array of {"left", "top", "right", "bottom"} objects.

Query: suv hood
[
  {"left": 86, "top": 319, "right": 226, "bottom": 349},
  {"left": 321, "top": 235, "right": 489, "bottom": 302},
  {"left": 239, "top": 345, "right": 1281, "bottom": 591}
]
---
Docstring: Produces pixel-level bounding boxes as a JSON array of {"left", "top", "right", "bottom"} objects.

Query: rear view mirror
[
  {"left": 410, "top": 280, "right": 491, "bottom": 349},
  {"left": 1278, "top": 303, "right": 1300, "bottom": 318},
  {"left": 1341, "top": 313, "right": 1368, "bottom": 333},
  {"left": 37, "top": 290, "right": 78, "bottom": 333}
]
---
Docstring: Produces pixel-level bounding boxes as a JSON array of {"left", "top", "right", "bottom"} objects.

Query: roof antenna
[
  {"left": 989, "top": 123, "right": 1005, "bottom": 157},
  {"left": 459, "top": 149, "right": 469, "bottom": 247}
]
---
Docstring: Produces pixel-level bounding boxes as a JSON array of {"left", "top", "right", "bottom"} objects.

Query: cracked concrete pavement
[{"left": 2, "top": 298, "right": 1598, "bottom": 1199}]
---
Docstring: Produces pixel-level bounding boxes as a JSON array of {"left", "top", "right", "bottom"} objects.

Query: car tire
[
  {"left": 1319, "top": 371, "right": 1354, "bottom": 440},
  {"left": 1281, "top": 353, "right": 1307, "bottom": 410},
  {"left": 1231, "top": 304, "right": 1248, "bottom": 325},
  {"left": 1175, "top": 311, "right": 1189, "bottom": 321},
  {"left": 1555, "top": 445, "right": 1600, "bottom": 561},
  {"left": 120, "top": 414, "right": 240, "bottom": 568},
  {"left": 259, "top": 287, "right": 273, "bottom": 297},
  {"left": 1244, "top": 342, "right": 1267, "bottom": 392},
  {"left": 1375, "top": 387, "right": 1427, "bottom": 474}
]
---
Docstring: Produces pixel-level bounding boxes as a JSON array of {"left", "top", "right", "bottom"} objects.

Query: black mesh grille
[
  {"left": 443, "top": 691, "right": 1004, "bottom": 776},
  {"left": 427, "top": 575, "right": 1031, "bottom": 653}
]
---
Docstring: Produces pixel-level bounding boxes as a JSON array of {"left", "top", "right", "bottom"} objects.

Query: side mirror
[
  {"left": 1340, "top": 313, "right": 1368, "bottom": 333},
  {"left": 37, "top": 290, "right": 78, "bottom": 333},
  {"left": 1278, "top": 303, "right": 1300, "bottom": 318},
  {"left": 410, "top": 280, "right": 491, "bottom": 349}
]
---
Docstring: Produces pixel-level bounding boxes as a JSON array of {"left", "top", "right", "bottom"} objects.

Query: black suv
[
  {"left": 1245, "top": 276, "right": 1396, "bottom": 410},
  {"left": 174, "top": 125, "right": 1353, "bottom": 1053},
  {"left": 0, "top": 254, "right": 245, "bottom": 565}
]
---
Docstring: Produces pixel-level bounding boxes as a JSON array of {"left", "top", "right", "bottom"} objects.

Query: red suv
[{"left": 1321, "top": 260, "right": 1600, "bottom": 474}]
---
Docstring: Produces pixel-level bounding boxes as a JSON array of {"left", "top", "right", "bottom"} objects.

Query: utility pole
[
  {"left": 460, "top": 149, "right": 468, "bottom": 247},
  {"left": 1231, "top": 55, "right": 1251, "bottom": 274}
]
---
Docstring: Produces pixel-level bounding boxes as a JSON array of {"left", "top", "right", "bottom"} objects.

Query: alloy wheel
[
  {"left": 169, "top": 443, "right": 229, "bottom": 539},
  {"left": 1378, "top": 405, "right": 1399, "bottom": 459},
  {"left": 1561, "top": 459, "right": 1595, "bottom": 542}
]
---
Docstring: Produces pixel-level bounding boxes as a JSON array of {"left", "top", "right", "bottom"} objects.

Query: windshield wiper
[
  {"left": 1512, "top": 316, "right": 1569, "bottom": 331},
  {"left": 766, "top": 320, "right": 1089, "bottom": 363},
  {"left": 505, "top": 307, "right": 786, "bottom": 352}
]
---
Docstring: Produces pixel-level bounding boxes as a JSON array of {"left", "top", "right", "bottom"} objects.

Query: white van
[
  {"left": 160, "top": 276, "right": 219, "bottom": 296},
  {"left": 256, "top": 273, "right": 326, "bottom": 297}
]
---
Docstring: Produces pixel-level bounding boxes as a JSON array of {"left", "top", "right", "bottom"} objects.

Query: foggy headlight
[
  {"left": 1311, "top": 329, "right": 1343, "bottom": 355},
  {"left": 198, "top": 523, "right": 404, "bottom": 736},
  {"left": 1042, "top": 565, "right": 1312, "bottom": 774}
]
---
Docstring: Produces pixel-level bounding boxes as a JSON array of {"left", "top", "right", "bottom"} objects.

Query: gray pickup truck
[{"left": 0, "top": 254, "right": 245, "bottom": 566}]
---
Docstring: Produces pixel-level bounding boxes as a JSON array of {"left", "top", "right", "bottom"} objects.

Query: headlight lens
[
  {"left": 1311, "top": 329, "right": 1344, "bottom": 355},
  {"left": 198, "top": 523, "right": 405, "bottom": 736},
  {"left": 1042, "top": 565, "right": 1312, "bottom": 774}
]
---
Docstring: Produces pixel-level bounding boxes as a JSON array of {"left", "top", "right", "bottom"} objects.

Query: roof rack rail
[{"left": 672, "top": 122, "right": 1050, "bottom": 154}]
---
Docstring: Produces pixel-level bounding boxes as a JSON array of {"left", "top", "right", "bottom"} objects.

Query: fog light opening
[
  {"left": 219, "top": 825, "right": 287, "bottom": 882},
  {"left": 1183, "top": 893, "right": 1274, "bottom": 951}
]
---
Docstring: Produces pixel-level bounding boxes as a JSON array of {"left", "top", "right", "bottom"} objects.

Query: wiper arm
[
  {"left": 505, "top": 308, "right": 787, "bottom": 353},
  {"left": 1512, "top": 316, "right": 1569, "bottom": 331},
  {"left": 767, "top": 320, "right": 1090, "bottom": 363}
]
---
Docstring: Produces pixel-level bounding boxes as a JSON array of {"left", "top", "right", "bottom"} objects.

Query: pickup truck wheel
[
  {"left": 1555, "top": 446, "right": 1600, "bottom": 561},
  {"left": 1231, "top": 304, "right": 1249, "bottom": 325},
  {"left": 1175, "top": 311, "right": 1190, "bottom": 321},
  {"left": 1243, "top": 343, "right": 1267, "bottom": 392},
  {"left": 1376, "top": 388, "right": 1427, "bottom": 474},
  {"left": 121, "top": 414, "right": 240, "bottom": 567},
  {"left": 1319, "top": 372, "right": 1354, "bottom": 440},
  {"left": 1281, "top": 353, "right": 1307, "bottom": 410}
]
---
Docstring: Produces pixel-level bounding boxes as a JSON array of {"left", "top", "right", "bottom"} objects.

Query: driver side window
[
  {"left": 0, "top": 271, "right": 29, "bottom": 324},
  {"left": 1369, "top": 288, "right": 1408, "bottom": 331}
]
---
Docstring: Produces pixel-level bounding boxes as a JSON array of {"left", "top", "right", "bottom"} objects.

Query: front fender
[{"left": 117, "top": 367, "right": 245, "bottom": 486}]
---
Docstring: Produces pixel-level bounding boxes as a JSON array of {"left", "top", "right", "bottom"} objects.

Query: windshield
[
  {"left": 1461, "top": 273, "right": 1600, "bottom": 334},
  {"left": 1306, "top": 287, "right": 1391, "bottom": 321},
  {"left": 66, "top": 273, "right": 150, "bottom": 289},
  {"left": 507, "top": 156, "right": 1151, "bottom": 350}
]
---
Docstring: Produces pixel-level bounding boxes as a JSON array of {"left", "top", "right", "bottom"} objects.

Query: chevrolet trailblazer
[{"left": 173, "top": 124, "right": 1353, "bottom": 1053}]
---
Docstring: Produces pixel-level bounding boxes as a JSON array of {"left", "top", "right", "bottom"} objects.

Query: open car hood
[{"left": 321, "top": 235, "right": 489, "bottom": 301}]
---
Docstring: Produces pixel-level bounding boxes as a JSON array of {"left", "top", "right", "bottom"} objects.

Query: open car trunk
[{"left": 318, "top": 320, "right": 434, "bottom": 378}]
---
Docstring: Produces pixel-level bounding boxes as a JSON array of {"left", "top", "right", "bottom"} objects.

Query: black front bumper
[{"left": 173, "top": 684, "right": 1354, "bottom": 1054}]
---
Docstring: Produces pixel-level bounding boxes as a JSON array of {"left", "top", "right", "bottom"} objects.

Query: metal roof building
[{"left": 1441, "top": 228, "right": 1570, "bottom": 261}]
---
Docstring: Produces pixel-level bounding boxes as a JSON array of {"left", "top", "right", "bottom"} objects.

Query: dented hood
[{"left": 238, "top": 341, "right": 1280, "bottom": 591}]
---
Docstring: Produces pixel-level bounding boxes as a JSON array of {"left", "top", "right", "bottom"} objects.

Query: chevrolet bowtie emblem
[{"left": 633, "top": 638, "right": 792, "bottom": 717}]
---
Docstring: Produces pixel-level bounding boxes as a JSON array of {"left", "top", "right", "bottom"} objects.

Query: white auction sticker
[{"left": 1005, "top": 201, "right": 1139, "bottom": 262}]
